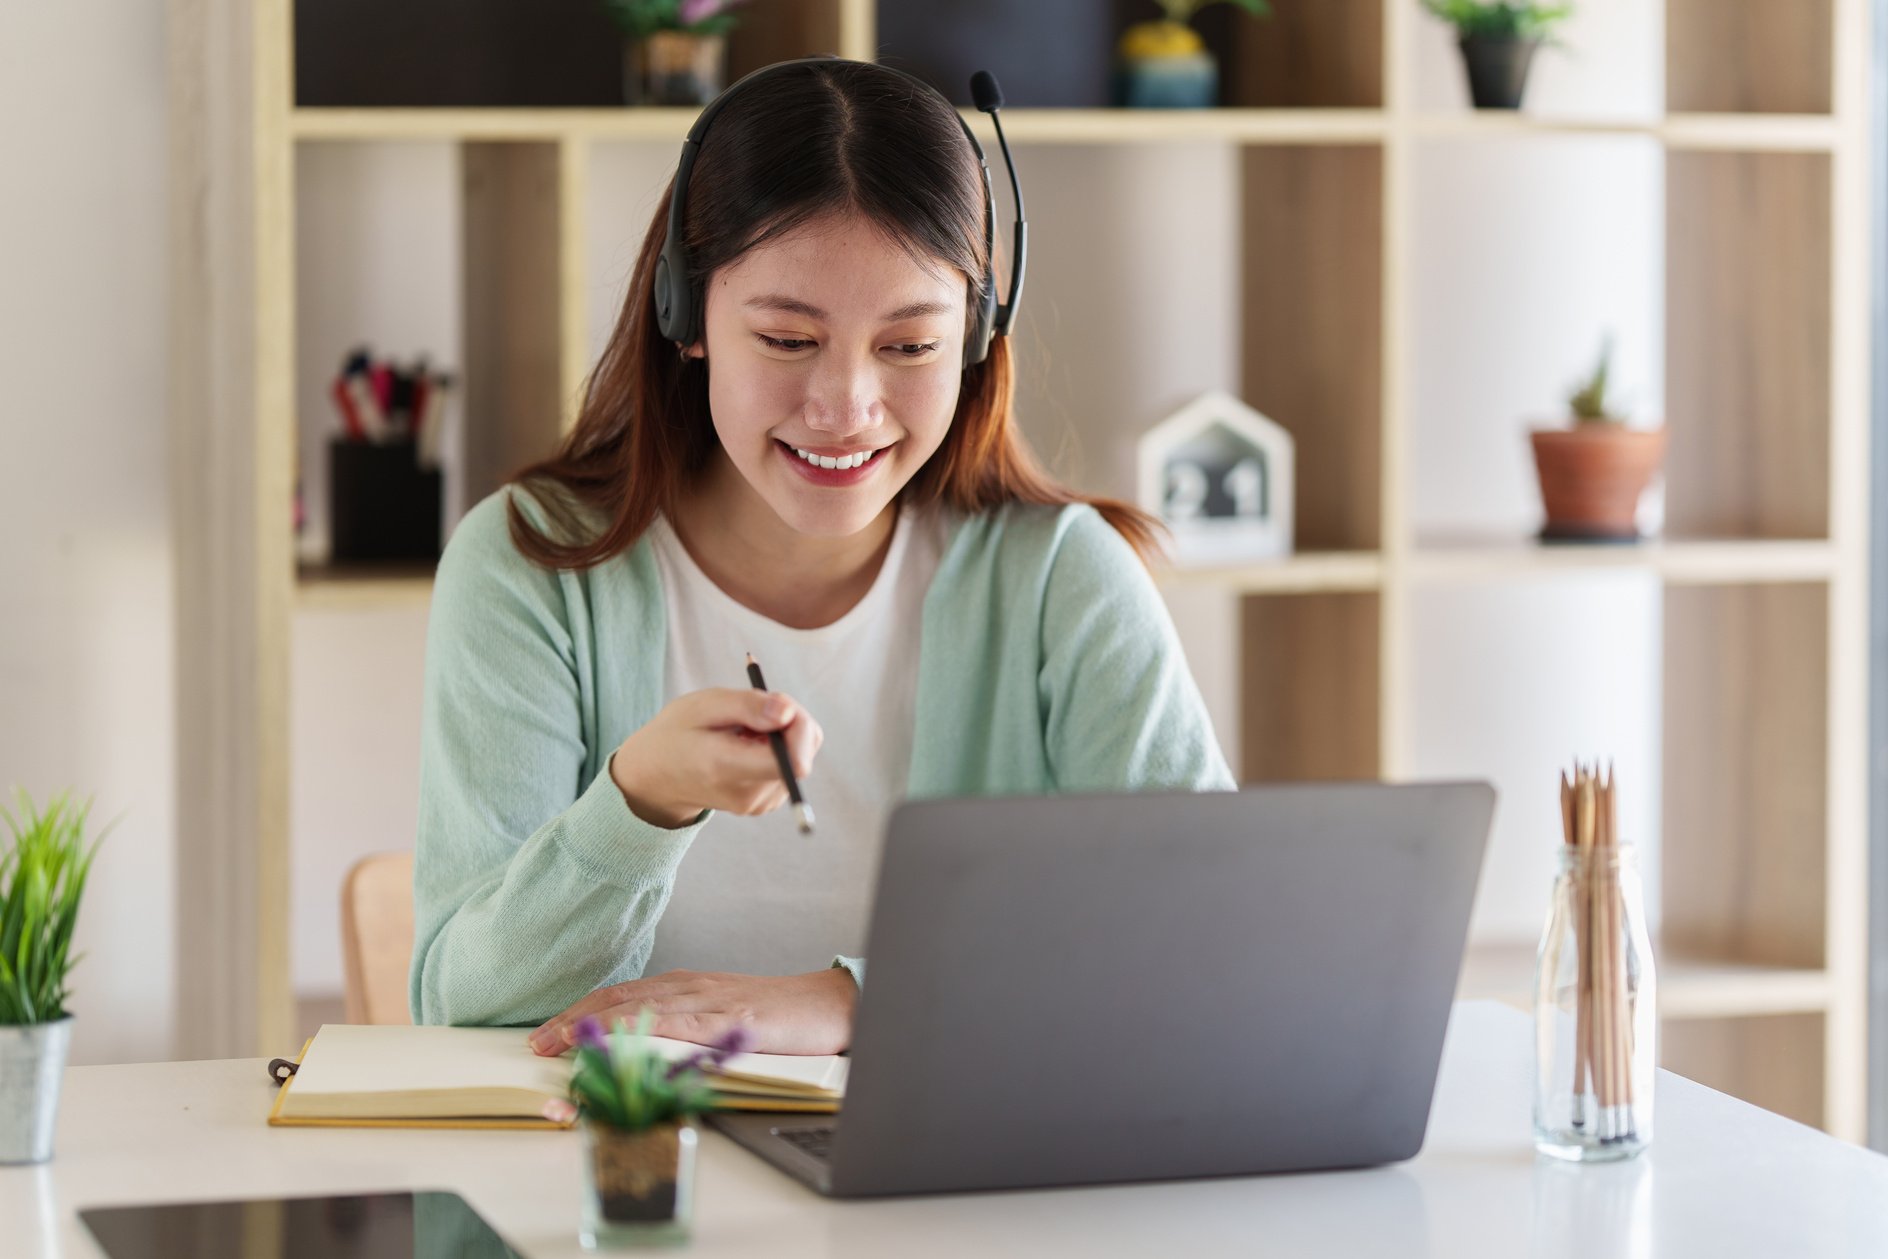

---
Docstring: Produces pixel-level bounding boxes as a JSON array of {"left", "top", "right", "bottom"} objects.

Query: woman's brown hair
[{"left": 507, "top": 58, "right": 1163, "bottom": 569}]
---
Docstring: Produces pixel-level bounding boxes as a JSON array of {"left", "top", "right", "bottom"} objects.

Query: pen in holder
[
  {"left": 1533, "top": 763, "right": 1656, "bottom": 1162},
  {"left": 326, "top": 346, "right": 447, "bottom": 564},
  {"left": 329, "top": 437, "right": 441, "bottom": 563}
]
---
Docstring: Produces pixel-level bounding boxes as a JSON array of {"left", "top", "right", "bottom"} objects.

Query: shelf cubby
[
  {"left": 1216, "top": 0, "right": 1382, "bottom": 110},
  {"left": 874, "top": 0, "right": 1381, "bottom": 111},
  {"left": 1665, "top": 150, "right": 1832, "bottom": 541},
  {"left": 1661, "top": 583, "right": 1829, "bottom": 972},
  {"left": 724, "top": 0, "right": 845, "bottom": 80},
  {"left": 1663, "top": 1013, "right": 1827, "bottom": 1128},
  {"left": 295, "top": 0, "right": 843, "bottom": 109},
  {"left": 461, "top": 141, "right": 579, "bottom": 500},
  {"left": 1241, "top": 145, "right": 1383, "bottom": 552},
  {"left": 1666, "top": 0, "right": 1834, "bottom": 116},
  {"left": 1239, "top": 592, "right": 1381, "bottom": 784}
]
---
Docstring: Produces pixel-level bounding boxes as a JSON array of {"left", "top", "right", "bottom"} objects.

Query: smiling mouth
[{"left": 777, "top": 439, "right": 889, "bottom": 471}]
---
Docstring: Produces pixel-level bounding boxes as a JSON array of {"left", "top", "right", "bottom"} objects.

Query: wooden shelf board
[
  {"left": 296, "top": 563, "right": 437, "bottom": 610},
  {"left": 1407, "top": 111, "right": 1837, "bottom": 151},
  {"left": 1154, "top": 551, "right": 1384, "bottom": 594},
  {"left": 292, "top": 108, "right": 701, "bottom": 142},
  {"left": 989, "top": 109, "right": 1387, "bottom": 145},
  {"left": 1458, "top": 941, "right": 1834, "bottom": 1020},
  {"left": 291, "top": 106, "right": 1390, "bottom": 146},
  {"left": 292, "top": 107, "right": 1837, "bottom": 151},
  {"left": 1406, "top": 536, "right": 1836, "bottom": 585}
]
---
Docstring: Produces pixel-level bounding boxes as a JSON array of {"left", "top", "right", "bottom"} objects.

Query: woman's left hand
[{"left": 527, "top": 967, "right": 858, "bottom": 1057}]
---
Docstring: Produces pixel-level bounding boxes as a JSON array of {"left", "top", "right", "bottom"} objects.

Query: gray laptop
[{"left": 709, "top": 781, "right": 1495, "bottom": 1197}]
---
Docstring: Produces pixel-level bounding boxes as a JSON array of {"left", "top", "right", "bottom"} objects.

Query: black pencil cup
[{"left": 328, "top": 437, "right": 442, "bottom": 563}]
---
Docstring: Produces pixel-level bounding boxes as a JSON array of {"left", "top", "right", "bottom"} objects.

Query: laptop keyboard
[{"left": 775, "top": 1125, "right": 836, "bottom": 1162}]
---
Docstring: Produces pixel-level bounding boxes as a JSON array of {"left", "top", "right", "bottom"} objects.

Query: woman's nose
[{"left": 803, "top": 351, "right": 880, "bottom": 435}]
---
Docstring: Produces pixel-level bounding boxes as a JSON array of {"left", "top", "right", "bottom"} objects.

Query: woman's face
[{"left": 690, "top": 210, "right": 969, "bottom": 539}]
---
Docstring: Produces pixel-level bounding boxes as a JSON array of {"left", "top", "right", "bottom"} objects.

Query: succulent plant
[{"left": 1568, "top": 336, "right": 1619, "bottom": 424}]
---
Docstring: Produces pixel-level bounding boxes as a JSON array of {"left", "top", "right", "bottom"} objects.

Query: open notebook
[{"left": 269, "top": 1024, "right": 847, "bottom": 1130}]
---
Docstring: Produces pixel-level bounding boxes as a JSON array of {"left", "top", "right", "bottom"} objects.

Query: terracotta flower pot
[{"left": 1530, "top": 424, "right": 1667, "bottom": 543}]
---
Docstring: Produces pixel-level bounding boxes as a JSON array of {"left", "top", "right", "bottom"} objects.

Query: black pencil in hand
[{"left": 745, "top": 652, "right": 814, "bottom": 835}]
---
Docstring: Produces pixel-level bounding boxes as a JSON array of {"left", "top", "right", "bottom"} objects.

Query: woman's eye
[
  {"left": 891, "top": 342, "right": 940, "bottom": 358},
  {"left": 757, "top": 335, "right": 815, "bottom": 352}
]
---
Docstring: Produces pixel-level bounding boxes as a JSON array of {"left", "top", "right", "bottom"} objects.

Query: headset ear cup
[
  {"left": 966, "top": 268, "right": 999, "bottom": 367},
  {"left": 654, "top": 242, "right": 697, "bottom": 346},
  {"left": 653, "top": 254, "right": 675, "bottom": 340}
]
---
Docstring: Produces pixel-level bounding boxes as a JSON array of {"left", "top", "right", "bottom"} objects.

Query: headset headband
[{"left": 651, "top": 56, "right": 1027, "bottom": 368}]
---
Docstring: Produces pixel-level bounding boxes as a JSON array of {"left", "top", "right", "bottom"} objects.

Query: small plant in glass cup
[
  {"left": 1114, "top": 0, "right": 1273, "bottom": 109},
  {"left": 565, "top": 1009, "right": 749, "bottom": 1248},
  {"left": 601, "top": 0, "right": 751, "bottom": 107}
]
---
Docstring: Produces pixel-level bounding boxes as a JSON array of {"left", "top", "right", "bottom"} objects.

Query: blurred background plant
[
  {"left": 0, "top": 789, "right": 112, "bottom": 1025},
  {"left": 1568, "top": 337, "right": 1620, "bottom": 424},
  {"left": 1116, "top": 0, "right": 1273, "bottom": 107},
  {"left": 1420, "top": 0, "right": 1574, "bottom": 41},
  {"left": 1119, "top": 0, "right": 1273, "bottom": 59},
  {"left": 600, "top": 0, "right": 750, "bottom": 40}
]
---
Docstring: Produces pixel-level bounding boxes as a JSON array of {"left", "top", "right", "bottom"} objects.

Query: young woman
[{"left": 408, "top": 57, "right": 1233, "bottom": 1056}]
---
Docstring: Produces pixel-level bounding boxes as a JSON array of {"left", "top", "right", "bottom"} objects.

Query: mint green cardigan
[{"left": 409, "top": 488, "right": 1235, "bottom": 1027}]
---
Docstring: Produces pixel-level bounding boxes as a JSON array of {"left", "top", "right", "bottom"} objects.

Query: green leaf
[
  {"left": 1422, "top": 0, "right": 1573, "bottom": 39},
  {"left": 0, "top": 788, "right": 107, "bottom": 1024}
]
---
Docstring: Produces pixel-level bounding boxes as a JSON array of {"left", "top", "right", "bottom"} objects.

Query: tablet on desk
[{"left": 79, "top": 1190, "right": 522, "bottom": 1259}]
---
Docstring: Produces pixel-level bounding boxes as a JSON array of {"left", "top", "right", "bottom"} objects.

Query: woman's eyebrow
[{"left": 743, "top": 294, "right": 954, "bottom": 321}]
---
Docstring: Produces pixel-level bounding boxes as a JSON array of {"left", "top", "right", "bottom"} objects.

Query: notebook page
[
  {"left": 294, "top": 1024, "right": 847, "bottom": 1098},
  {"left": 293, "top": 1025, "right": 568, "bottom": 1100}
]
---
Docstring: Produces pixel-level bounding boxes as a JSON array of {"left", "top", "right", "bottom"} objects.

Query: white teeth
[{"left": 793, "top": 446, "right": 874, "bottom": 471}]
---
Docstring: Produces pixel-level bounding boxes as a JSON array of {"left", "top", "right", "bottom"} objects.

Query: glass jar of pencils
[{"left": 1533, "top": 842, "right": 1656, "bottom": 1161}]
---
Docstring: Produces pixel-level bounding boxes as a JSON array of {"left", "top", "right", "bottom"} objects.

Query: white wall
[{"left": 0, "top": 1, "right": 176, "bottom": 1065}]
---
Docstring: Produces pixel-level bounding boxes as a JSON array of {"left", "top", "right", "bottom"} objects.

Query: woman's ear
[{"left": 678, "top": 341, "right": 705, "bottom": 362}]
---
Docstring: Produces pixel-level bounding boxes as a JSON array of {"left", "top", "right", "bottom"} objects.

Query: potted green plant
[
  {"left": 1422, "top": 1, "right": 1573, "bottom": 110},
  {"left": 0, "top": 789, "right": 109, "bottom": 1165},
  {"left": 566, "top": 1010, "right": 749, "bottom": 1247},
  {"left": 1530, "top": 338, "right": 1667, "bottom": 543},
  {"left": 1113, "top": 0, "right": 1272, "bottom": 109},
  {"left": 601, "top": 0, "right": 750, "bottom": 107}
]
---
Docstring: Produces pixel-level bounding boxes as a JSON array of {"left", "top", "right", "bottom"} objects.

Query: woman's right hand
[{"left": 609, "top": 689, "right": 824, "bottom": 829}]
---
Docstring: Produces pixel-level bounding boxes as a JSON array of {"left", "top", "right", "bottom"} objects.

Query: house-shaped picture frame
[{"left": 1135, "top": 390, "right": 1294, "bottom": 567}]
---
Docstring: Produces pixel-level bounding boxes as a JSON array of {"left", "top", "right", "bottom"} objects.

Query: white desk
[{"left": 7, "top": 1002, "right": 1888, "bottom": 1258}]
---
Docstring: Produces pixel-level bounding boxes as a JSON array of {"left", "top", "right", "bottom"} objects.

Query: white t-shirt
[{"left": 640, "top": 506, "right": 952, "bottom": 977}]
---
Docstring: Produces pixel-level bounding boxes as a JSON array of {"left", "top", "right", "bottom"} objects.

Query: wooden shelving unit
[{"left": 182, "top": 0, "right": 1871, "bottom": 1136}]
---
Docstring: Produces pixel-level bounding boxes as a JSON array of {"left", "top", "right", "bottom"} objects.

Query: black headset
[{"left": 651, "top": 56, "right": 1027, "bottom": 367}]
